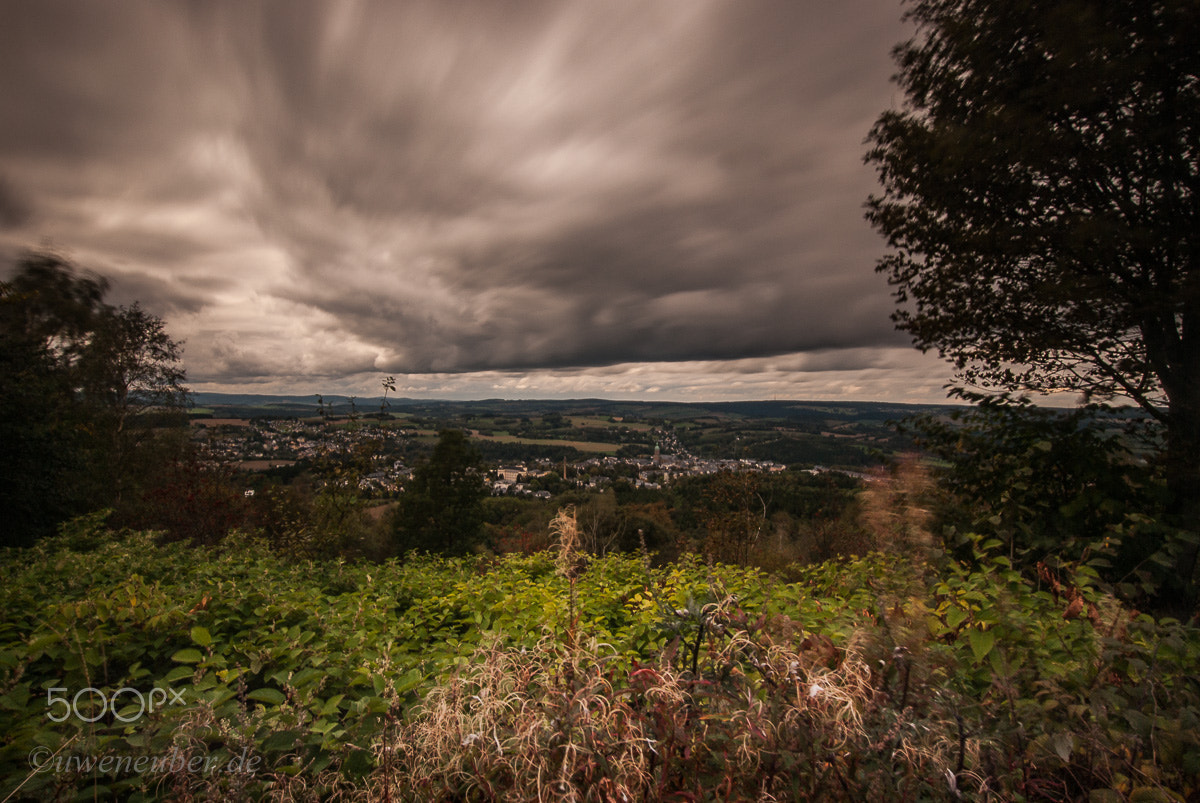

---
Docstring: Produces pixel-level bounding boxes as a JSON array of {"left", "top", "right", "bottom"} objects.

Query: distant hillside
[{"left": 189, "top": 393, "right": 963, "bottom": 423}]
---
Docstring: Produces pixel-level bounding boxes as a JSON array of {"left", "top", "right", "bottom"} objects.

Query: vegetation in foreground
[
  {"left": 2, "top": 497, "right": 1197, "bottom": 802},
  {"left": 3, "top": 1, "right": 1199, "bottom": 797}
]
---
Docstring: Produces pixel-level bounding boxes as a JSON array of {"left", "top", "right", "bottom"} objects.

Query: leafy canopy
[
  {"left": 865, "top": 0, "right": 1200, "bottom": 594},
  {"left": 865, "top": 0, "right": 1198, "bottom": 415},
  {"left": 394, "top": 429, "right": 487, "bottom": 555},
  {"left": 0, "top": 251, "right": 189, "bottom": 544}
]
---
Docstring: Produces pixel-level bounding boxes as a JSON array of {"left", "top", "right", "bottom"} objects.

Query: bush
[
  {"left": 901, "top": 400, "right": 1195, "bottom": 604},
  {"left": 2, "top": 519, "right": 1196, "bottom": 801}
]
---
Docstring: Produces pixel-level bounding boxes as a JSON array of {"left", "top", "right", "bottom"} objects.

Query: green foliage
[
  {"left": 917, "top": 537, "right": 1200, "bottom": 799},
  {"left": 0, "top": 251, "right": 189, "bottom": 546},
  {"left": 0, "top": 527, "right": 423, "bottom": 800},
  {"left": 905, "top": 399, "right": 1197, "bottom": 603},
  {"left": 865, "top": 0, "right": 1200, "bottom": 592},
  {"left": 1, "top": 520, "right": 1197, "bottom": 800},
  {"left": 394, "top": 429, "right": 488, "bottom": 556}
]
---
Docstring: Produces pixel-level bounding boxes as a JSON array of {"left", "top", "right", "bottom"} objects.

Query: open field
[
  {"left": 472, "top": 432, "right": 624, "bottom": 453},
  {"left": 565, "top": 414, "right": 653, "bottom": 431},
  {"left": 239, "top": 459, "right": 297, "bottom": 471}
]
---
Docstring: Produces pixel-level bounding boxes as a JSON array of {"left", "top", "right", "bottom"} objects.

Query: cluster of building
[
  {"left": 487, "top": 449, "right": 787, "bottom": 496},
  {"left": 194, "top": 417, "right": 796, "bottom": 500},
  {"left": 190, "top": 418, "right": 413, "bottom": 494},
  {"left": 193, "top": 419, "right": 411, "bottom": 462}
]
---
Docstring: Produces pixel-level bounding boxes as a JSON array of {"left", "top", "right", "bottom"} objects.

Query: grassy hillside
[{"left": 2, "top": 513, "right": 1197, "bottom": 801}]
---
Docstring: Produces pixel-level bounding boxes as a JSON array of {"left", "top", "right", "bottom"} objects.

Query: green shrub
[{"left": 1, "top": 521, "right": 1196, "bottom": 800}]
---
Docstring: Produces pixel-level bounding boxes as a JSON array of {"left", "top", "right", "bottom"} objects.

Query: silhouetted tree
[
  {"left": 80, "top": 302, "right": 189, "bottom": 507},
  {"left": 865, "top": 1, "right": 1200, "bottom": 589},
  {"left": 0, "top": 251, "right": 188, "bottom": 544},
  {"left": 394, "top": 429, "right": 486, "bottom": 555},
  {"left": 697, "top": 471, "right": 768, "bottom": 566}
]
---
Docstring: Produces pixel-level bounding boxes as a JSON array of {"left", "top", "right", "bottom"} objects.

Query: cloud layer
[{"left": 0, "top": 1, "right": 954, "bottom": 401}]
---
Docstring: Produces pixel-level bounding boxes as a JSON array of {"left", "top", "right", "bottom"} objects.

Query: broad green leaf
[
  {"left": 289, "top": 668, "right": 323, "bottom": 689},
  {"left": 171, "top": 648, "right": 204, "bottom": 664},
  {"left": 190, "top": 626, "right": 212, "bottom": 647},
  {"left": 1088, "top": 791, "right": 1123, "bottom": 803},
  {"left": 28, "top": 633, "right": 61, "bottom": 654},
  {"left": 1128, "top": 787, "right": 1182, "bottom": 803},
  {"left": 246, "top": 687, "right": 286, "bottom": 705},
  {"left": 967, "top": 628, "right": 995, "bottom": 664},
  {"left": 203, "top": 687, "right": 237, "bottom": 707},
  {"left": 163, "top": 665, "right": 194, "bottom": 684},
  {"left": 945, "top": 606, "right": 968, "bottom": 630},
  {"left": 319, "top": 694, "right": 345, "bottom": 717},
  {"left": 395, "top": 668, "right": 423, "bottom": 695}
]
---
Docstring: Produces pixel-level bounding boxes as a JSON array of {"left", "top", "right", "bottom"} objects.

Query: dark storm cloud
[
  {"left": 0, "top": 176, "right": 31, "bottom": 229},
  {"left": 0, "top": 0, "right": 937, "bottom": 397}
]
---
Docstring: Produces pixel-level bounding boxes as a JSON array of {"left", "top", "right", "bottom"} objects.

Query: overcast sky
[{"left": 0, "top": 1, "right": 961, "bottom": 402}]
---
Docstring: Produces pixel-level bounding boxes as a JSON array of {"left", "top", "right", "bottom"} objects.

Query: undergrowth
[{"left": 1, "top": 506, "right": 1197, "bottom": 800}]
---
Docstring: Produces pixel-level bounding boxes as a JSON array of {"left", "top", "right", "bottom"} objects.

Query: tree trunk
[{"left": 1165, "top": 392, "right": 1200, "bottom": 609}]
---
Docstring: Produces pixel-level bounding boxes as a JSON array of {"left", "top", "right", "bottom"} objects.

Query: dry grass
[
  {"left": 377, "top": 638, "right": 655, "bottom": 801},
  {"left": 858, "top": 454, "right": 940, "bottom": 566},
  {"left": 372, "top": 615, "right": 973, "bottom": 802},
  {"left": 550, "top": 506, "right": 580, "bottom": 579},
  {"left": 360, "top": 499, "right": 973, "bottom": 800}
]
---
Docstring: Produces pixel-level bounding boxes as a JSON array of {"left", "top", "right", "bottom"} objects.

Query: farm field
[
  {"left": 566, "top": 415, "right": 654, "bottom": 431},
  {"left": 470, "top": 432, "right": 624, "bottom": 454},
  {"left": 187, "top": 393, "right": 954, "bottom": 469}
]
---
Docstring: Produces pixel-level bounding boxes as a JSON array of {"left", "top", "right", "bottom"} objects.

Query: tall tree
[
  {"left": 697, "top": 471, "right": 768, "bottom": 567},
  {"left": 80, "top": 302, "right": 189, "bottom": 506},
  {"left": 865, "top": 1, "right": 1200, "bottom": 585},
  {"left": 0, "top": 251, "right": 188, "bottom": 544},
  {"left": 394, "top": 429, "right": 486, "bottom": 555}
]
